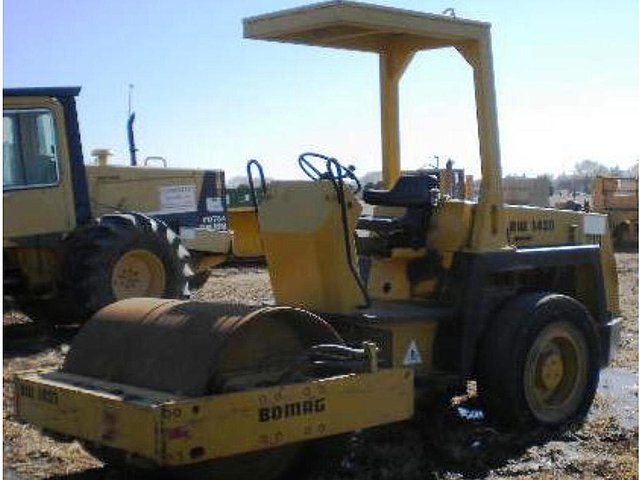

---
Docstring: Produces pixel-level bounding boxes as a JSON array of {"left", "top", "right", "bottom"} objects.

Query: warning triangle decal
[{"left": 403, "top": 340, "right": 423, "bottom": 366}]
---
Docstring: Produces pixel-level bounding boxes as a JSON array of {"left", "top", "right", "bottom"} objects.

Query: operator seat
[
  {"left": 357, "top": 174, "right": 439, "bottom": 254},
  {"left": 363, "top": 174, "right": 438, "bottom": 208}
]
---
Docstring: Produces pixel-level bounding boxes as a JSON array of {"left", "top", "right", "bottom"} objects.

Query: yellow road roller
[{"left": 14, "top": 2, "right": 621, "bottom": 479}]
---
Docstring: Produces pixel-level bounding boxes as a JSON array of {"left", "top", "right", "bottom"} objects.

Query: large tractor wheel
[
  {"left": 63, "top": 299, "right": 346, "bottom": 480},
  {"left": 477, "top": 292, "right": 600, "bottom": 430},
  {"left": 59, "top": 213, "right": 192, "bottom": 323}
]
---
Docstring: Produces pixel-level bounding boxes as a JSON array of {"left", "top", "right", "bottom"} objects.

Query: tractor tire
[
  {"left": 59, "top": 212, "right": 192, "bottom": 323},
  {"left": 476, "top": 292, "right": 600, "bottom": 430},
  {"left": 187, "top": 269, "right": 211, "bottom": 290}
]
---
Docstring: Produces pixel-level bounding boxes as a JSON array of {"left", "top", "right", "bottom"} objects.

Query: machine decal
[
  {"left": 159, "top": 185, "right": 197, "bottom": 214},
  {"left": 402, "top": 340, "right": 422, "bottom": 366},
  {"left": 508, "top": 219, "right": 556, "bottom": 233},
  {"left": 199, "top": 215, "right": 228, "bottom": 231},
  {"left": 258, "top": 398, "right": 326, "bottom": 423},
  {"left": 166, "top": 425, "right": 192, "bottom": 440},
  {"left": 149, "top": 171, "right": 228, "bottom": 232},
  {"left": 37, "top": 387, "right": 59, "bottom": 405},
  {"left": 17, "top": 381, "right": 35, "bottom": 400},
  {"left": 18, "top": 382, "right": 58, "bottom": 405}
]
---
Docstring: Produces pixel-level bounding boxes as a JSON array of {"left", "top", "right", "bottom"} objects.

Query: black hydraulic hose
[
  {"left": 127, "top": 112, "right": 137, "bottom": 166},
  {"left": 246, "top": 159, "right": 267, "bottom": 211},
  {"left": 325, "top": 158, "right": 371, "bottom": 309}
]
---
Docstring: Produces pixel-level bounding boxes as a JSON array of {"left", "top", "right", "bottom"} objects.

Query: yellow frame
[{"left": 15, "top": 368, "right": 414, "bottom": 467}]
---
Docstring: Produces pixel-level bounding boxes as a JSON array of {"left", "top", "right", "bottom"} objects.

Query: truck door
[{"left": 3, "top": 97, "right": 77, "bottom": 242}]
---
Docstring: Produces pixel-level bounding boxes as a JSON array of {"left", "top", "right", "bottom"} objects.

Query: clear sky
[{"left": 4, "top": 0, "right": 638, "bottom": 180}]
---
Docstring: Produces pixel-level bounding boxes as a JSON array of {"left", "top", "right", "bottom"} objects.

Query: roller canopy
[
  {"left": 244, "top": 1, "right": 505, "bottom": 250},
  {"left": 243, "top": 0, "right": 490, "bottom": 52}
]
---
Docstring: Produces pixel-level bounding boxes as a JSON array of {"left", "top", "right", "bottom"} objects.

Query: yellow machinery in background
[
  {"left": 592, "top": 175, "right": 638, "bottom": 247},
  {"left": 3, "top": 88, "right": 264, "bottom": 324},
  {"left": 226, "top": 179, "right": 266, "bottom": 258},
  {"left": 15, "top": 2, "right": 622, "bottom": 479},
  {"left": 227, "top": 206, "right": 263, "bottom": 257}
]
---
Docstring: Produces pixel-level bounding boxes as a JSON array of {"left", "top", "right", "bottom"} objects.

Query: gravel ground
[{"left": 3, "top": 255, "right": 638, "bottom": 479}]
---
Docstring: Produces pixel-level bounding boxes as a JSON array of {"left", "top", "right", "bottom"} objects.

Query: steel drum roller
[
  {"left": 63, "top": 298, "right": 345, "bottom": 479},
  {"left": 64, "top": 298, "right": 343, "bottom": 395}
]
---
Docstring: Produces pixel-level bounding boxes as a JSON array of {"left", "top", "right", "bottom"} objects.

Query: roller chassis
[{"left": 15, "top": 367, "right": 413, "bottom": 468}]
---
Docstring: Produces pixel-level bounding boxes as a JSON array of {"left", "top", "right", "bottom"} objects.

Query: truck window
[{"left": 3, "top": 109, "right": 60, "bottom": 189}]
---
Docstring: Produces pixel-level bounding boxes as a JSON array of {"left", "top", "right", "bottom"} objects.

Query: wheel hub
[
  {"left": 523, "top": 321, "right": 588, "bottom": 423},
  {"left": 112, "top": 250, "right": 166, "bottom": 298},
  {"left": 537, "top": 345, "right": 565, "bottom": 393}
]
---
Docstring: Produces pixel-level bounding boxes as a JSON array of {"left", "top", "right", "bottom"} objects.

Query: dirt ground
[{"left": 3, "top": 255, "right": 638, "bottom": 480}]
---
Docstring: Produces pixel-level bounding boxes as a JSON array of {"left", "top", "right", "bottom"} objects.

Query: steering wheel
[{"left": 298, "top": 152, "right": 361, "bottom": 194}]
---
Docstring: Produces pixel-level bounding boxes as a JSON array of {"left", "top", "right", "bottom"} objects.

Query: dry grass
[{"left": 613, "top": 252, "right": 638, "bottom": 369}]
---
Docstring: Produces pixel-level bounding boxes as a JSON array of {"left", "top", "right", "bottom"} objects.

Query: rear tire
[
  {"left": 477, "top": 292, "right": 600, "bottom": 430},
  {"left": 60, "top": 213, "right": 192, "bottom": 323}
]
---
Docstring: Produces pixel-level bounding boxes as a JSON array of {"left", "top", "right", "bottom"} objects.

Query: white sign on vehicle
[
  {"left": 583, "top": 214, "right": 607, "bottom": 235},
  {"left": 402, "top": 340, "right": 423, "bottom": 366},
  {"left": 206, "top": 197, "right": 224, "bottom": 213},
  {"left": 159, "top": 185, "right": 197, "bottom": 214}
]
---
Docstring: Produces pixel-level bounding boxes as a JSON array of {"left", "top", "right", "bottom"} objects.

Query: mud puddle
[{"left": 597, "top": 367, "right": 638, "bottom": 430}]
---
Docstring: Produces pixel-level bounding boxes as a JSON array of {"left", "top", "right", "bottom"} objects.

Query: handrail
[
  {"left": 144, "top": 156, "right": 167, "bottom": 168},
  {"left": 246, "top": 159, "right": 267, "bottom": 211}
]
